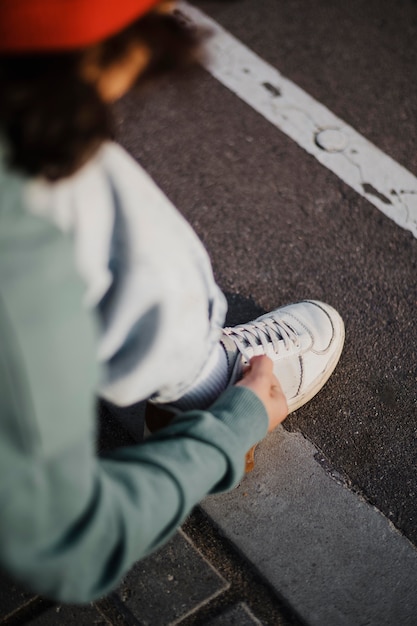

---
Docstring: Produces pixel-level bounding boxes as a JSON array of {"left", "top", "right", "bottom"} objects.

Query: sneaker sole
[{"left": 286, "top": 302, "right": 345, "bottom": 413}]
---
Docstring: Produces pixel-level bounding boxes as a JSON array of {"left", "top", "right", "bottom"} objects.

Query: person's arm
[{"left": 1, "top": 383, "right": 267, "bottom": 604}]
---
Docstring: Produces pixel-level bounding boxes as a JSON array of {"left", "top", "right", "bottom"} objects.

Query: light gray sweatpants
[{"left": 25, "top": 141, "right": 227, "bottom": 405}]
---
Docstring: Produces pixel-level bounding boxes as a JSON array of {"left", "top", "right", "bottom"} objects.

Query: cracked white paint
[{"left": 180, "top": 2, "right": 417, "bottom": 238}]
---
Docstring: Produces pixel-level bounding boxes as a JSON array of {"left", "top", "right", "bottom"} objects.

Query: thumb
[{"left": 240, "top": 355, "right": 273, "bottom": 381}]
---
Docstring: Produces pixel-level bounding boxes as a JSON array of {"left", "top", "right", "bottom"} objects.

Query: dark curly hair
[{"left": 0, "top": 10, "right": 204, "bottom": 181}]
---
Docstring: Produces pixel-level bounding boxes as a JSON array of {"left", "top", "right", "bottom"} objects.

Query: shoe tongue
[
  {"left": 220, "top": 334, "right": 244, "bottom": 382},
  {"left": 220, "top": 333, "right": 240, "bottom": 364},
  {"left": 223, "top": 324, "right": 273, "bottom": 355}
]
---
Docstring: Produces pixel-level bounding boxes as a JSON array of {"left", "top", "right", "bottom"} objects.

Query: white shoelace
[{"left": 223, "top": 316, "right": 301, "bottom": 361}]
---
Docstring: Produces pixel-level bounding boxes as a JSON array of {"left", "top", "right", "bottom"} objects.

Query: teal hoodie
[{"left": 0, "top": 152, "right": 268, "bottom": 603}]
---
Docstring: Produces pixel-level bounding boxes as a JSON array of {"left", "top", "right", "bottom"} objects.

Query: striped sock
[{"left": 170, "top": 342, "right": 231, "bottom": 412}]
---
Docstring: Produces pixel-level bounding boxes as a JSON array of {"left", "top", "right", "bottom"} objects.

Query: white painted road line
[{"left": 180, "top": 2, "right": 417, "bottom": 239}]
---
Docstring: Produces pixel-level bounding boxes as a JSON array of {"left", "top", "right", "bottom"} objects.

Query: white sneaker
[{"left": 221, "top": 300, "right": 345, "bottom": 413}]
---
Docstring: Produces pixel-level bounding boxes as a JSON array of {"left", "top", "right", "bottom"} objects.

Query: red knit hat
[{"left": 0, "top": 0, "right": 162, "bottom": 53}]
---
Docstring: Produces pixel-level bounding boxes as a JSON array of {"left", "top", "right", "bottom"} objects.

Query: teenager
[{"left": 0, "top": 0, "right": 344, "bottom": 603}]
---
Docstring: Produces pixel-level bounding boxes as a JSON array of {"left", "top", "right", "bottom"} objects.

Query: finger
[
  {"left": 237, "top": 355, "right": 273, "bottom": 388},
  {"left": 270, "top": 373, "right": 284, "bottom": 395},
  {"left": 240, "top": 363, "right": 251, "bottom": 377},
  {"left": 246, "top": 355, "right": 273, "bottom": 377}
]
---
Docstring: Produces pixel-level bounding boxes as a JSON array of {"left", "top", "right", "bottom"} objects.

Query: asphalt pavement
[
  {"left": 116, "top": 0, "right": 417, "bottom": 546},
  {"left": 2, "top": 0, "right": 417, "bottom": 624}
]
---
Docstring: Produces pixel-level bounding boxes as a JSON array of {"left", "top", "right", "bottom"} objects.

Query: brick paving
[
  {"left": 0, "top": 407, "right": 302, "bottom": 626},
  {"left": 0, "top": 514, "right": 302, "bottom": 626}
]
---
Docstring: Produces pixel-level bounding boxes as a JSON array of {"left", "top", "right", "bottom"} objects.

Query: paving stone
[
  {"left": 0, "top": 570, "right": 34, "bottom": 619},
  {"left": 23, "top": 603, "right": 107, "bottom": 625},
  {"left": 205, "top": 603, "right": 262, "bottom": 625},
  {"left": 119, "top": 531, "right": 229, "bottom": 626}
]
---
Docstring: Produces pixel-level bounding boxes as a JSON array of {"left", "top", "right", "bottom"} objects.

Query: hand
[{"left": 236, "top": 355, "right": 288, "bottom": 432}]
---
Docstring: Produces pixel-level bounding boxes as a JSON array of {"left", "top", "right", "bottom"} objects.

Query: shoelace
[{"left": 223, "top": 316, "right": 301, "bottom": 362}]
